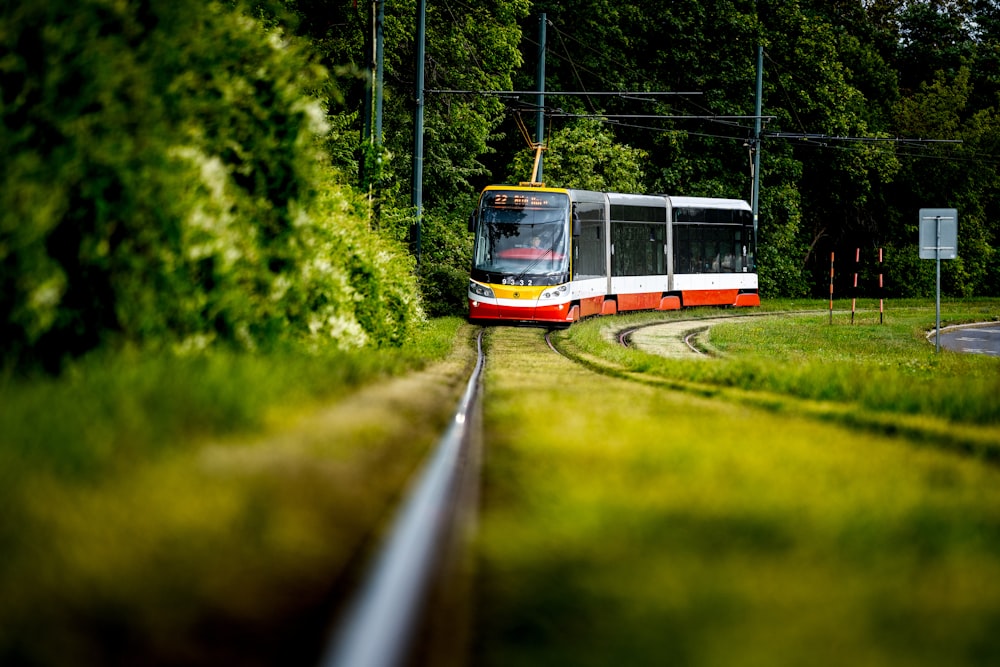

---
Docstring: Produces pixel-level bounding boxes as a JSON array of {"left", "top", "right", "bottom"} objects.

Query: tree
[
  {"left": 889, "top": 66, "right": 1000, "bottom": 296},
  {"left": 271, "top": 0, "right": 1000, "bottom": 301},
  {"left": 0, "top": 0, "right": 421, "bottom": 371},
  {"left": 509, "top": 117, "right": 648, "bottom": 191}
]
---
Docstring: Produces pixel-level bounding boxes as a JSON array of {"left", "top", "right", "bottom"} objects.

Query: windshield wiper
[{"left": 514, "top": 242, "right": 561, "bottom": 282}]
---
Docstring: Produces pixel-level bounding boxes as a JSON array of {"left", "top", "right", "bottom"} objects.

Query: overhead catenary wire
[
  {"left": 545, "top": 17, "right": 988, "bottom": 161},
  {"left": 429, "top": 90, "right": 974, "bottom": 160},
  {"left": 438, "top": 0, "right": 485, "bottom": 73},
  {"left": 552, "top": 112, "right": 774, "bottom": 122},
  {"left": 426, "top": 90, "right": 703, "bottom": 97},
  {"left": 426, "top": 12, "right": 996, "bottom": 169},
  {"left": 549, "top": 18, "right": 597, "bottom": 113},
  {"left": 766, "top": 132, "right": 961, "bottom": 144},
  {"left": 427, "top": 8, "right": 756, "bottom": 139}
]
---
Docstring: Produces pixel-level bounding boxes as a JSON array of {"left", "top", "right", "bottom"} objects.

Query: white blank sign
[{"left": 919, "top": 208, "right": 957, "bottom": 260}]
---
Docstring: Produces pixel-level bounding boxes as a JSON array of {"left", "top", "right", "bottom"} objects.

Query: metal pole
[
  {"left": 359, "top": 0, "right": 374, "bottom": 186},
  {"left": 375, "top": 0, "right": 384, "bottom": 144},
  {"left": 751, "top": 41, "right": 763, "bottom": 253},
  {"left": 411, "top": 0, "right": 426, "bottom": 267},
  {"left": 535, "top": 13, "right": 546, "bottom": 182},
  {"left": 371, "top": 0, "right": 385, "bottom": 228},
  {"left": 935, "top": 217, "right": 942, "bottom": 353},
  {"left": 879, "top": 247, "right": 884, "bottom": 324}
]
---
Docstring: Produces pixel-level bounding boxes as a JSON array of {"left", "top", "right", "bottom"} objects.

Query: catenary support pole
[
  {"left": 375, "top": 0, "right": 384, "bottom": 145},
  {"left": 751, "top": 40, "right": 763, "bottom": 249},
  {"left": 359, "top": 1, "right": 374, "bottom": 186},
  {"left": 411, "top": 0, "right": 426, "bottom": 267},
  {"left": 535, "top": 13, "right": 546, "bottom": 182}
]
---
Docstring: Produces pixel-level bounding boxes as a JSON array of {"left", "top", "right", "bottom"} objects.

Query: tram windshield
[{"left": 472, "top": 190, "right": 570, "bottom": 284}]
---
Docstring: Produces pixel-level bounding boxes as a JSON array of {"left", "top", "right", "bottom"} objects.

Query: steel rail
[
  {"left": 683, "top": 330, "right": 708, "bottom": 355},
  {"left": 318, "top": 329, "right": 485, "bottom": 667},
  {"left": 544, "top": 329, "right": 562, "bottom": 354},
  {"left": 610, "top": 311, "right": 821, "bottom": 356},
  {"left": 616, "top": 323, "right": 705, "bottom": 354}
]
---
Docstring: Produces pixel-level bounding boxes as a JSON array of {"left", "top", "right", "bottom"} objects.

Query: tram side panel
[
  {"left": 605, "top": 193, "right": 671, "bottom": 314},
  {"left": 668, "top": 197, "right": 759, "bottom": 308},
  {"left": 672, "top": 273, "right": 760, "bottom": 306},
  {"left": 566, "top": 190, "right": 612, "bottom": 319}
]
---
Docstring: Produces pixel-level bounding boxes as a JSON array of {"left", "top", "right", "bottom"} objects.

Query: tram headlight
[
  {"left": 540, "top": 284, "right": 569, "bottom": 300},
  {"left": 469, "top": 280, "right": 495, "bottom": 299}
]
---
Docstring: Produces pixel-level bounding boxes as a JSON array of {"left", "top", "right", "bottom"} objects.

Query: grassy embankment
[
  {"left": 567, "top": 298, "right": 1000, "bottom": 456},
  {"left": 474, "top": 299, "right": 1000, "bottom": 667},
  {"left": 0, "top": 316, "right": 469, "bottom": 666}
]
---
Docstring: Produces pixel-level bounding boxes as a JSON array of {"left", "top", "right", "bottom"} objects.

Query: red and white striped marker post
[
  {"left": 878, "top": 247, "right": 884, "bottom": 324},
  {"left": 851, "top": 247, "right": 859, "bottom": 324},
  {"left": 829, "top": 251, "right": 835, "bottom": 325}
]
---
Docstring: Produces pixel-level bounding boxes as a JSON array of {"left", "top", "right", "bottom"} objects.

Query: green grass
[
  {"left": 563, "top": 300, "right": 1000, "bottom": 431},
  {"left": 0, "top": 317, "right": 469, "bottom": 666},
  {"left": 0, "top": 317, "right": 461, "bottom": 480},
  {"left": 475, "top": 303, "right": 1000, "bottom": 667}
]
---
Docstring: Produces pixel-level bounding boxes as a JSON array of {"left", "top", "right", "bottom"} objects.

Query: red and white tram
[{"left": 468, "top": 185, "right": 759, "bottom": 325}]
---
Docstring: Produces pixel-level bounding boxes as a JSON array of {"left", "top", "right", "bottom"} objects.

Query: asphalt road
[{"left": 936, "top": 323, "right": 1000, "bottom": 357}]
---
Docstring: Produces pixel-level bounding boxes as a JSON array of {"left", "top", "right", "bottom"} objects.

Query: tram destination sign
[
  {"left": 488, "top": 191, "right": 562, "bottom": 209},
  {"left": 919, "top": 208, "right": 958, "bottom": 260}
]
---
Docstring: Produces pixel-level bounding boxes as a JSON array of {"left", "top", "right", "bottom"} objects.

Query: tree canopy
[
  {"left": 3, "top": 0, "right": 998, "bottom": 369},
  {"left": 305, "top": 0, "right": 999, "bottom": 301}
]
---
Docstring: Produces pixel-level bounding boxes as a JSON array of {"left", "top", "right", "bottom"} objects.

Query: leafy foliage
[
  {"left": 333, "top": 0, "right": 997, "bottom": 302},
  {"left": 4, "top": 0, "right": 1000, "bottom": 363},
  {"left": 509, "top": 117, "right": 648, "bottom": 191},
  {"left": 0, "top": 0, "right": 420, "bottom": 371},
  {"left": 0, "top": 317, "right": 466, "bottom": 665}
]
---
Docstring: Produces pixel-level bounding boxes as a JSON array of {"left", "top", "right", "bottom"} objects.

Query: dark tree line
[
  {"left": 3, "top": 0, "right": 997, "bottom": 371},
  {"left": 280, "top": 0, "right": 999, "bottom": 303}
]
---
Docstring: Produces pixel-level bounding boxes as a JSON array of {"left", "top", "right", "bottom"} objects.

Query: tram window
[
  {"left": 673, "top": 226, "right": 689, "bottom": 273},
  {"left": 610, "top": 204, "right": 666, "bottom": 223},
  {"left": 573, "top": 202, "right": 606, "bottom": 279},
  {"left": 611, "top": 223, "right": 666, "bottom": 276},
  {"left": 725, "top": 229, "right": 741, "bottom": 273},
  {"left": 692, "top": 239, "right": 707, "bottom": 272},
  {"left": 675, "top": 207, "right": 743, "bottom": 224},
  {"left": 674, "top": 224, "right": 746, "bottom": 274}
]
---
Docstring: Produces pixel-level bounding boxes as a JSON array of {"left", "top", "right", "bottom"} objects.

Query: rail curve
[{"left": 548, "top": 310, "right": 1000, "bottom": 462}]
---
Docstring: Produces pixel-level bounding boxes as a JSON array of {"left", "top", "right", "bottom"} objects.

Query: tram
[{"left": 468, "top": 184, "right": 759, "bottom": 325}]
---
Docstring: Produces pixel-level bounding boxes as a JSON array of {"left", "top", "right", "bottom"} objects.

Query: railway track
[
  {"left": 318, "top": 330, "right": 486, "bottom": 667},
  {"left": 611, "top": 310, "right": 804, "bottom": 357},
  {"left": 548, "top": 310, "right": 1000, "bottom": 462},
  {"left": 318, "top": 310, "right": 998, "bottom": 667},
  {"left": 472, "top": 320, "right": 1000, "bottom": 667},
  {"left": 617, "top": 322, "right": 709, "bottom": 355}
]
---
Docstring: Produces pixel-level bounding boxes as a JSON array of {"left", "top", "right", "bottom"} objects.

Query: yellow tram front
[{"left": 468, "top": 186, "right": 574, "bottom": 325}]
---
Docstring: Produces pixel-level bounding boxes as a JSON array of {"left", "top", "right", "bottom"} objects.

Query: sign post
[{"left": 918, "top": 208, "right": 958, "bottom": 353}]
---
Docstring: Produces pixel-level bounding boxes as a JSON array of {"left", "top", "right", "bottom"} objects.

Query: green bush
[
  {"left": 0, "top": 0, "right": 421, "bottom": 371},
  {"left": 412, "top": 207, "right": 475, "bottom": 318},
  {"left": 419, "top": 264, "right": 469, "bottom": 318}
]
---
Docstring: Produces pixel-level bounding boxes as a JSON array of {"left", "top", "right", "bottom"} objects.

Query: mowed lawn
[{"left": 474, "top": 323, "right": 1000, "bottom": 667}]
